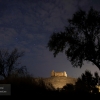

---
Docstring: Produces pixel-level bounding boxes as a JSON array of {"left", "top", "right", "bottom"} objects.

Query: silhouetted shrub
[{"left": 0, "top": 74, "right": 56, "bottom": 97}]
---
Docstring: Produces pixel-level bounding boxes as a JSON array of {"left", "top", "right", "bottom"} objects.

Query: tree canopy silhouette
[
  {"left": 0, "top": 48, "right": 27, "bottom": 79},
  {"left": 47, "top": 7, "right": 100, "bottom": 70},
  {"left": 75, "top": 70, "right": 99, "bottom": 94}
]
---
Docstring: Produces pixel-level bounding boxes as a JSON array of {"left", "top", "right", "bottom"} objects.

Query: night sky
[{"left": 0, "top": 0, "right": 100, "bottom": 78}]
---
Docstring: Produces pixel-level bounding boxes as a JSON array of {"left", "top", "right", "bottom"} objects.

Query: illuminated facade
[{"left": 51, "top": 70, "right": 67, "bottom": 77}]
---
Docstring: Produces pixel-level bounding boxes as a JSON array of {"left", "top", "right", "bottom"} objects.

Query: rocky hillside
[{"left": 43, "top": 76, "right": 77, "bottom": 89}]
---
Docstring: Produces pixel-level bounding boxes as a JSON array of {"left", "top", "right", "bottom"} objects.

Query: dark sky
[{"left": 0, "top": 0, "right": 100, "bottom": 78}]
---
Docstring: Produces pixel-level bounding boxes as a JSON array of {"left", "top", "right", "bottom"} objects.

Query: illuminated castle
[
  {"left": 35, "top": 70, "right": 76, "bottom": 89},
  {"left": 51, "top": 70, "right": 67, "bottom": 77}
]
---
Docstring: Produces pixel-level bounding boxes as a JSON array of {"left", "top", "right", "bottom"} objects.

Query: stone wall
[{"left": 51, "top": 70, "right": 67, "bottom": 77}]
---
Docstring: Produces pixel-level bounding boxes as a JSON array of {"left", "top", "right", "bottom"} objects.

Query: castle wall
[
  {"left": 55, "top": 72, "right": 64, "bottom": 76},
  {"left": 51, "top": 70, "right": 67, "bottom": 77}
]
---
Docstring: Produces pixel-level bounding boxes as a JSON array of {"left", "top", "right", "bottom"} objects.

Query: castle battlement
[{"left": 51, "top": 70, "right": 67, "bottom": 77}]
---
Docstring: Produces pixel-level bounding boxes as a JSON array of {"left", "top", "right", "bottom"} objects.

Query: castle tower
[
  {"left": 51, "top": 70, "right": 55, "bottom": 77},
  {"left": 63, "top": 71, "right": 67, "bottom": 77}
]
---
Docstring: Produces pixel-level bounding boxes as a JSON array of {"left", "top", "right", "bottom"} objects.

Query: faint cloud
[{"left": 0, "top": 27, "right": 17, "bottom": 43}]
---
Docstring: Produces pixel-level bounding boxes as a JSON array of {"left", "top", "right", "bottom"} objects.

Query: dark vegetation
[
  {"left": 0, "top": 75, "right": 56, "bottom": 97},
  {"left": 0, "top": 68, "right": 100, "bottom": 98},
  {"left": 61, "top": 70, "right": 100, "bottom": 95},
  {"left": 0, "top": 48, "right": 57, "bottom": 98},
  {"left": 47, "top": 7, "right": 100, "bottom": 70}
]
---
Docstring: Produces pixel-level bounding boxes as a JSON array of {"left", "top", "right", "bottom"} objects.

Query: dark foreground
[{"left": 0, "top": 76, "right": 100, "bottom": 99}]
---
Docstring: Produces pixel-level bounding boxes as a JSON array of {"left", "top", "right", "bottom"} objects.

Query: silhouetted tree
[
  {"left": 62, "top": 83, "right": 75, "bottom": 94},
  {"left": 47, "top": 7, "right": 100, "bottom": 70},
  {"left": 94, "top": 71, "right": 100, "bottom": 85},
  {"left": 75, "top": 70, "right": 99, "bottom": 94},
  {"left": 0, "top": 48, "right": 26, "bottom": 79}
]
